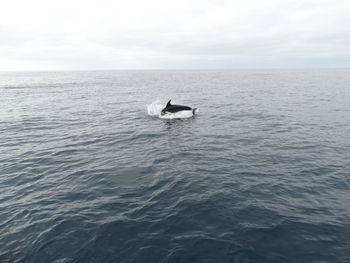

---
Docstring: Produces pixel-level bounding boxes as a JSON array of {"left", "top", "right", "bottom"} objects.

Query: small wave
[
  {"left": 147, "top": 100, "right": 198, "bottom": 119},
  {"left": 2, "top": 86, "right": 27, "bottom": 89}
]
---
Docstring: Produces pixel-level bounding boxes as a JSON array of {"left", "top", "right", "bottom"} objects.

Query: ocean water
[{"left": 1, "top": 69, "right": 350, "bottom": 263}]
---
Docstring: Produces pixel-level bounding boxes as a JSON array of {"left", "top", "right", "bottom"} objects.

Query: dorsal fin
[{"left": 166, "top": 100, "right": 171, "bottom": 107}]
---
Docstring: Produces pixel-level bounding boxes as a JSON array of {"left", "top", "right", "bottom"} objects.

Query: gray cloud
[{"left": 0, "top": 0, "right": 349, "bottom": 70}]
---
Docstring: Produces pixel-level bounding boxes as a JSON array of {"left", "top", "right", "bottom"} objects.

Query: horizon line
[{"left": 1, "top": 67, "right": 350, "bottom": 72}]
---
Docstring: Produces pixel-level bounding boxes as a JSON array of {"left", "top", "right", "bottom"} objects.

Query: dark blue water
[{"left": 1, "top": 70, "right": 350, "bottom": 263}]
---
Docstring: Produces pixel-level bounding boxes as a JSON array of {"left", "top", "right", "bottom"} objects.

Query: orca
[{"left": 161, "top": 100, "right": 197, "bottom": 116}]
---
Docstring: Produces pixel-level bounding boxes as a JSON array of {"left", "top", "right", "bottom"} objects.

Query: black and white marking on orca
[{"left": 161, "top": 100, "right": 197, "bottom": 116}]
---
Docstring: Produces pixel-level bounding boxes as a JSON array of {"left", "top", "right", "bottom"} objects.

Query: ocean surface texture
[{"left": 1, "top": 70, "right": 350, "bottom": 263}]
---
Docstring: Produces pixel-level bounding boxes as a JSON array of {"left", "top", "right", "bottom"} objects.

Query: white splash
[
  {"left": 159, "top": 110, "right": 194, "bottom": 119},
  {"left": 147, "top": 100, "right": 198, "bottom": 119}
]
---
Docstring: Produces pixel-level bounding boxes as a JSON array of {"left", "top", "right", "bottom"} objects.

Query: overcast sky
[{"left": 0, "top": 0, "right": 349, "bottom": 70}]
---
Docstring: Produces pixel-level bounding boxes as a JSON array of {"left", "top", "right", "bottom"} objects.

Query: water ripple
[{"left": 1, "top": 70, "right": 350, "bottom": 263}]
